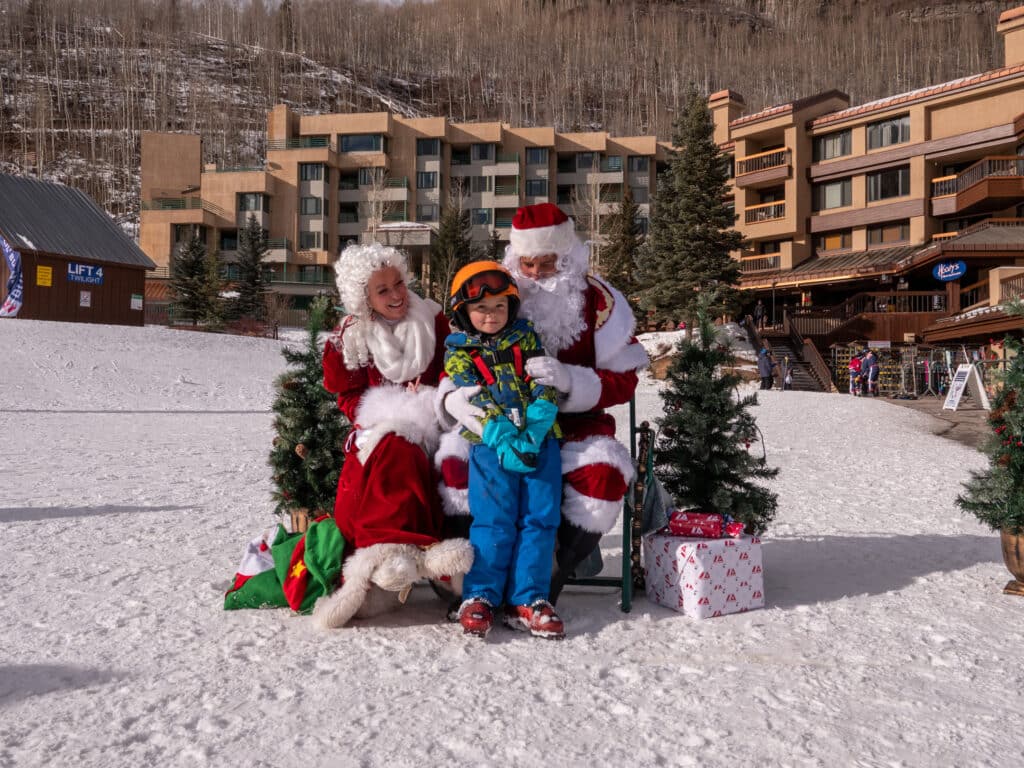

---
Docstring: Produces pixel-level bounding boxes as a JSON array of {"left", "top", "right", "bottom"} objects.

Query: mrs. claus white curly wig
[{"left": 334, "top": 242, "right": 411, "bottom": 319}]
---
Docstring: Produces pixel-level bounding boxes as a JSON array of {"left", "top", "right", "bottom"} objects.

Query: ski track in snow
[{"left": 0, "top": 319, "right": 1021, "bottom": 768}]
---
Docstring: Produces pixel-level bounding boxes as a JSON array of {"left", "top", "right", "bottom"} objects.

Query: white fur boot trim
[
  {"left": 313, "top": 543, "right": 413, "bottom": 629},
  {"left": 562, "top": 487, "right": 622, "bottom": 534},
  {"left": 419, "top": 538, "right": 474, "bottom": 580}
]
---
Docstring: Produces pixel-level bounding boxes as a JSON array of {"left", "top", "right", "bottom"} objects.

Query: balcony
[
  {"left": 266, "top": 238, "right": 292, "bottom": 260},
  {"left": 739, "top": 253, "right": 781, "bottom": 273},
  {"left": 266, "top": 136, "right": 338, "bottom": 166},
  {"left": 142, "top": 197, "right": 231, "bottom": 225},
  {"left": 744, "top": 201, "right": 786, "bottom": 224},
  {"left": 931, "top": 156, "right": 1024, "bottom": 217},
  {"left": 734, "top": 149, "right": 791, "bottom": 188}
]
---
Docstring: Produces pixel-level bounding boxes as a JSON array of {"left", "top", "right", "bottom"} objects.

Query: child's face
[{"left": 467, "top": 294, "right": 509, "bottom": 335}]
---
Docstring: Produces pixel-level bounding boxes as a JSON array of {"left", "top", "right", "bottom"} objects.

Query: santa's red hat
[{"left": 509, "top": 203, "right": 578, "bottom": 258}]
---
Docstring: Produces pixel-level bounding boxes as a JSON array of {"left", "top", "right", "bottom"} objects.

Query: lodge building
[{"left": 139, "top": 5, "right": 1024, "bottom": 350}]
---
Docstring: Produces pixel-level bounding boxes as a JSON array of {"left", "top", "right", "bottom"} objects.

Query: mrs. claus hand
[
  {"left": 444, "top": 385, "right": 485, "bottom": 436},
  {"left": 526, "top": 356, "right": 571, "bottom": 393}
]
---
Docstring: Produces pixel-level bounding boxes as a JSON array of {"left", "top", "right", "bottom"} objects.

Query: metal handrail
[
  {"left": 739, "top": 254, "right": 781, "bottom": 272},
  {"left": 267, "top": 136, "right": 333, "bottom": 151},
  {"left": 385, "top": 177, "right": 408, "bottom": 188},
  {"left": 266, "top": 238, "right": 291, "bottom": 250},
  {"left": 744, "top": 201, "right": 785, "bottom": 223},
  {"left": 736, "top": 148, "right": 791, "bottom": 175},
  {"left": 496, "top": 151, "right": 519, "bottom": 164}
]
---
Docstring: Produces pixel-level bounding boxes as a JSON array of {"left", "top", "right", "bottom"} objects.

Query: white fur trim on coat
[
  {"left": 434, "top": 429, "right": 472, "bottom": 517},
  {"left": 313, "top": 542, "right": 412, "bottom": 628},
  {"left": 562, "top": 488, "right": 622, "bottom": 534},
  {"left": 420, "top": 538, "right": 474, "bottom": 579},
  {"left": 592, "top": 277, "right": 650, "bottom": 373},
  {"left": 561, "top": 434, "right": 635, "bottom": 486},
  {"left": 354, "top": 384, "right": 441, "bottom": 464},
  {"left": 561, "top": 363, "right": 603, "bottom": 414}
]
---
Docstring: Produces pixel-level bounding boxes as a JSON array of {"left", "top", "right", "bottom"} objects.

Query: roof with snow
[{"left": 0, "top": 173, "right": 155, "bottom": 269}]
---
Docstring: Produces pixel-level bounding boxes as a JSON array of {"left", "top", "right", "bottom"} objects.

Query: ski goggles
[{"left": 450, "top": 264, "right": 516, "bottom": 309}]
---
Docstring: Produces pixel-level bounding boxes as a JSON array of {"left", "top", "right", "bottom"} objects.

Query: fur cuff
[
  {"left": 313, "top": 542, "right": 411, "bottom": 629},
  {"left": 561, "top": 364, "right": 603, "bottom": 413},
  {"left": 355, "top": 384, "right": 441, "bottom": 464},
  {"left": 420, "top": 538, "right": 474, "bottom": 579},
  {"left": 562, "top": 487, "right": 621, "bottom": 534},
  {"left": 561, "top": 434, "right": 635, "bottom": 484}
]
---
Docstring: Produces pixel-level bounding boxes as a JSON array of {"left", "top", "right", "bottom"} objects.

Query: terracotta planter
[
  {"left": 290, "top": 507, "right": 312, "bottom": 534},
  {"left": 999, "top": 529, "right": 1024, "bottom": 596}
]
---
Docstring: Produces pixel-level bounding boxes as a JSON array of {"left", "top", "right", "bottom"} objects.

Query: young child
[{"left": 444, "top": 261, "right": 564, "bottom": 640}]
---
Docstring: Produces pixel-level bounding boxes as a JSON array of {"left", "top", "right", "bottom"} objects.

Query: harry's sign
[{"left": 932, "top": 260, "right": 966, "bottom": 282}]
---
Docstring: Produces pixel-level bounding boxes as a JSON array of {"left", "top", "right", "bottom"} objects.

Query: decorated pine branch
[
  {"left": 268, "top": 296, "right": 349, "bottom": 521},
  {"left": 654, "top": 291, "right": 778, "bottom": 535}
]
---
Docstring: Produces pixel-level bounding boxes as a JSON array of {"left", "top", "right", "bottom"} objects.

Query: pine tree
[
  {"left": 637, "top": 83, "right": 744, "bottom": 326},
  {"left": 235, "top": 213, "right": 269, "bottom": 320},
  {"left": 486, "top": 229, "right": 504, "bottom": 261},
  {"left": 169, "top": 233, "right": 217, "bottom": 326},
  {"left": 600, "top": 185, "right": 642, "bottom": 298},
  {"left": 654, "top": 291, "right": 778, "bottom": 535},
  {"left": 957, "top": 304, "right": 1024, "bottom": 534},
  {"left": 428, "top": 203, "right": 477, "bottom": 306},
  {"left": 268, "top": 295, "right": 350, "bottom": 520}
]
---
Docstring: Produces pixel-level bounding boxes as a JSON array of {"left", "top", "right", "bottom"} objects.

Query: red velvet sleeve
[
  {"left": 322, "top": 339, "right": 369, "bottom": 423},
  {"left": 595, "top": 368, "right": 639, "bottom": 411}
]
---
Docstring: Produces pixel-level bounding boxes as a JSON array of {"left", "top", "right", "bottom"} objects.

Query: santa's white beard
[{"left": 517, "top": 269, "right": 588, "bottom": 353}]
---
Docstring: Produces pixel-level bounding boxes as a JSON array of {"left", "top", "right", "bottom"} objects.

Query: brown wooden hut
[{"left": 0, "top": 173, "right": 155, "bottom": 326}]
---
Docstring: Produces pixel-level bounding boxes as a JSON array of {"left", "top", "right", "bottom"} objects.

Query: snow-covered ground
[{"left": 1, "top": 319, "right": 1021, "bottom": 768}]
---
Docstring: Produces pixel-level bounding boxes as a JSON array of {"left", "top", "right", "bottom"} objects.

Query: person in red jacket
[
  {"left": 314, "top": 242, "right": 473, "bottom": 628},
  {"left": 848, "top": 351, "right": 863, "bottom": 396},
  {"left": 436, "top": 203, "right": 649, "bottom": 604}
]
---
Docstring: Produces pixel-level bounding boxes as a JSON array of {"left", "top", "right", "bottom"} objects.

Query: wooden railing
[
  {"left": 736, "top": 148, "right": 791, "bottom": 176},
  {"left": 787, "top": 291, "right": 947, "bottom": 339},
  {"left": 781, "top": 313, "right": 836, "bottom": 392},
  {"left": 930, "top": 156, "right": 1024, "bottom": 197},
  {"left": 959, "top": 278, "right": 990, "bottom": 310},
  {"left": 739, "top": 253, "right": 781, "bottom": 272},
  {"left": 931, "top": 231, "right": 959, "bottom": 241},
  {"left": 744, "top": 201, "right": 786, "bottom": 224},
  {"left": 999, "top": 272, "right": 1024, "bottom": 303}
]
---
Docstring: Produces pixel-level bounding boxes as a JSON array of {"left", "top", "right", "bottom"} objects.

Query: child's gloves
[
  {"left": 482, "top": 418, "right": 537, "bottom": 474},
  {"left": 520, "top": 399, "right": 558, "bottom": 449}
]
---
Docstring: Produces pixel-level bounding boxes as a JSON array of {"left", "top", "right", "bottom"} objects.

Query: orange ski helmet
[{"left": 449, "top": 260, "right": 519, "bottom": 331}]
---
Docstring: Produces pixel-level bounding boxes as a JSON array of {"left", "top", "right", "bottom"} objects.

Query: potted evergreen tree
[
  {"left": 654, "top": 291, "right": 779, "bottom": 535},
  {"left": 268, "top": 296, "right": 349, "bottom": 532},
  {"left": 956, "top": 304, "right": 1024, "bottom": 595}
]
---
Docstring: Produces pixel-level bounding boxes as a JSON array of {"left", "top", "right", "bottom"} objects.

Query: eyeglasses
[{"left": 451, "top": 269, "right": 513, "bottom": 308}]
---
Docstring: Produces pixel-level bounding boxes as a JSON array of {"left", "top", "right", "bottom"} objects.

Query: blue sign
[
  {"left": 0, "top": 234, "right": 23, "bottom": 317},
  {"left": 933, "top": 261, "right": 967, "bottom": 282},
  {"left": 67, "top": 263, "right": 104, "bottom": 285}
]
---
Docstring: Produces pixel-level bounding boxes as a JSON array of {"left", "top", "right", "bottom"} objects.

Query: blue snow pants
[{"left": 462, "top": 436, "right": 562, "bottom": 607}]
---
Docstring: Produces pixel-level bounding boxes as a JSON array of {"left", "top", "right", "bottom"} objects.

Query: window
[
  {"left": 469, "top": 176, "right": 493, "bottom": 194},
  {"left": 338, "top": 204, "right": 358, "bottom": 224},
  {"left": 525, "top": 179, "right": 548, "bottom": 197},
  {"left": 556, "top": 155, "right": 576, "bottom": 174},
  {"left": 219, "top": 230, "right": 238, "bottom": 251},
  {"left": 867, "top": 165, "right": 910, "bottom": 201},
  {"left": 758, "top": 240, "right": 784, "bottom": 254},
  {"left": 556, "top": 184, "right": 573, "bottom": 204},
  {"left": 600, "top": 155, "right": 623, "bottom": 172},
  {"left": 299, "top": 197, "right": 322, "bottom": 216},
  {"left": 416, "top": 138, "right": 440, "bottom": 156},
  {"left": 338, "top": 171, "right": 359, "bottom": 190},
  {"left": 173, "top": 224, "right": 206, "bottom": 244},
  {"left": 526, "top": 147, "right": 548, "bottom": 165},
  {"left": 416, "top": 171, "right": 438, "bottom": 189},
  {"left": 816, "top": 230, "right": 852, "bottom": 252},
  {"left": 867, "top": 220, "right": 910, "bottom": 246},
  {"left": 471, "top": 208, "right": 492, "bottom": 226},
  {"left": 416, "top": 204, "right": 438, "bottom": 222},
  {"left": 867, "top": 115, "right": 910, "bottom": 150},
  {"left": 813, "top": 130, "right": 852, "bottom": 162},
  {"left": 630, "top": 186, "right": 649, "bottom": 204},
  {"left": 238, "top": 192, "right": 268, "bottom": 212},
  {"left": 812, "top": 178, "right": 851, "bottom": 211},
  {"left": 451, "top": 148, "right": 471, "bottom": 165},
  {"left": 340, "top": 134, "right": 383, "bottom": 152},
  {"left": 627, "top": 155, "right": 649, "bottom": 173},
  {"left": 299, "top": 231, "right": 322, "bottom": 250},
  {"left": 299, "top": 163, "right": 323, "bottom": 181},
  {"left": 358, "top": 167, "right": 382, "bottom": 186},
  {"left": 633, "top": 215, "right": 649, "bottom": 235},
  {"left": 471, "top": 143, "right": 494, "bottom": 162},
  {"left": 576, "top": 152, "right": 595, "bottom": 171}
]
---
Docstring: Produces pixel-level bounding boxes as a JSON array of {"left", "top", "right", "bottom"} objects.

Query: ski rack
[{"left": 563, "top": 398, "right": 653, "bottom": 613}]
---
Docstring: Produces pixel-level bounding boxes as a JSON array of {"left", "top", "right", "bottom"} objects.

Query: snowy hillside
[{"left": 1, "top": 319, "right": 1021, "bottom": 768}]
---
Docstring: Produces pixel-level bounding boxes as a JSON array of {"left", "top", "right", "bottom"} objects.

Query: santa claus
[{"left": 436, "top": 203, "right": 648, "bottom": 602}]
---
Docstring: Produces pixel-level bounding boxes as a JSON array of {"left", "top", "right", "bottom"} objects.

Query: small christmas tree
[
  {"left": 654, "top": 291, "right": 779, "bottom": 535},
  {"left": 957, "top": 304, "right": 1024, "bottom": 534},
  {"left": 268, "top": 296, "right": 349, "bottom": 526}
]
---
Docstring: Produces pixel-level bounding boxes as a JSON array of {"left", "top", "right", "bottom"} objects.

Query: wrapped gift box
[{"left": 642, "top": 531, "right": 764, "bottom": 619}]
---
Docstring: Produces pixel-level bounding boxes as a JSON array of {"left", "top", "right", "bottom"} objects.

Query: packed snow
[{"left": 1, "top": 318, "right": 1021, "bottom": 768}]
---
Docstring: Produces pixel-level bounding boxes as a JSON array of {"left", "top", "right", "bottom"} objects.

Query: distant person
[
  {"left": 863, "top": 349, "right": 880, "bottom": 397},
  {"left": 848, "top": 351, "right": 863, "bottom": 396},
  {"left": 781, "top": 355, "right": 793, "bottom": 391},
  {"left": 757, "top": 348, "right": 776, "bottom": 390},
  {"left": 753, "top": 299, "right": 766, "bottom": 330}
]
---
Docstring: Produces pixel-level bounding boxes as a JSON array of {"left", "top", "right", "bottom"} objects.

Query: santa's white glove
[
  {"left": 526, "top": 356, "right": 571, "bottom": 393},
  {"left": 444, "top": 384, "right": 485, "bottom": 436}
]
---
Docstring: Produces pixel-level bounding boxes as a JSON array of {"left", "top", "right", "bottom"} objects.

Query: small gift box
[
  {"left": 642, "top": 531, "right": 765, "bottom": 619},
  {"left": 667, "top": 510, "right": 745, "bottom": 539}
]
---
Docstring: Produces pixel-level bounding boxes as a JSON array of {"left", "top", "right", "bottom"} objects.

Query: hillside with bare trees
[{"left": 0, "top": 0, "right": 1017, "bottom": 227}]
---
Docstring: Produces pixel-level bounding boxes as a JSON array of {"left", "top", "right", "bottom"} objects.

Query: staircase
[{"left": 760, "top": 330, "right": 826, "bottom": 392}]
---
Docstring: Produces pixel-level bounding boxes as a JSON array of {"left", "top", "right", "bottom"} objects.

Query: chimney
[
  {"left": 997, "top": 6, "right": 1024, "bottom": 67},
  {"left": 707, "top": 90, "right": 745, "bottom": 146}
]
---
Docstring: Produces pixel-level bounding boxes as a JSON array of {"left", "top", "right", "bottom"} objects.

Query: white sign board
[{"left": 943, "top": 364, "right": 991, "bottom": 411}]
